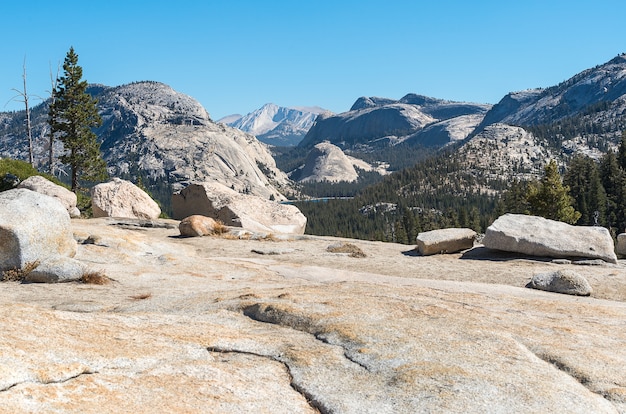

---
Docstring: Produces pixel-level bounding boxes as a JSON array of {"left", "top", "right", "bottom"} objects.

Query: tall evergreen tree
[
  {"left": 527, "top": 160, "right": 581, "bottom": 224},
  {"left": 48, "top": 47, "right": 106, "bottom": 192}
]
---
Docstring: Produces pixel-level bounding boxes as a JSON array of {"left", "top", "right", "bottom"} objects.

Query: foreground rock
[
  {"left": 483, "top": 214, "right": 618, "bottom": 263},
  {"left": 416, "top": 228, "right": 476, "bottom": 255},
  {"left": 91, "top": 178, "right": 161, "bottom": 220},
  {"left": 172, "top": 182, "right": 307, "bottom": 234},
  {"left": 0, "top": 189, "right": 84, "bottom": 282},
  {"left": 17, "top": 175, "right": 80, "bottom": 217},
  {"left": 527, "top": 269, "right": 593, "bottom": 296},
  {"left": 1, "top": 218, "right": 625, "bottom": 412}
]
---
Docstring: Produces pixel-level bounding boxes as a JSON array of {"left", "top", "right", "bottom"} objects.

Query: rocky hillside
[
  {"left": 0, "top": 82, "right": 291, "bottom": 202},
  {"left": 299, "top": 94, "right": 491, "bottom": 150},
  {"left": 221, "top": 103, "right": 327, "bottom": 146}
]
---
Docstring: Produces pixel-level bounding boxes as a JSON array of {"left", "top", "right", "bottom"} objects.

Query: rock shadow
[{"left": 459, "top": 246, "right": 553, "bottom": 262}]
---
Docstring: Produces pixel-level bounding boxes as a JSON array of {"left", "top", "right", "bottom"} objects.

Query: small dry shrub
[
  {"left": 80, "top": 270, "right": 111, "bottom": 285},
  {"left": 1, "top": 260, "right": 40, "bottom": 282}
]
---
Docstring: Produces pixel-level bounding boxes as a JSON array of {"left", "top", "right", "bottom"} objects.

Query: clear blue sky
[{"left": 2, "top": 0, "right": 625, "bottom": 120}]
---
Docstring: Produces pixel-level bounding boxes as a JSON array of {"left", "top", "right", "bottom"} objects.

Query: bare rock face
[
  {"left": 0, "top": 189, "right": 84, "bottom": 282},
  {"left": 483, "top": 214, "right": 617, "bottom": 263},
  {"left": 179, "top": 215, "right": 219, "bottom": 237},
  {"left": 91, "top": 178, "right": 161, "bottom": 220},
  {"left": 527, "top": 269, "right": 593, "bottom": 296},
  {"left": 172, "top": 182, "right": 306, "bottom": 234},
  {"left": 416, "top": 228, "right": 477, "bottom": 255},
  {"left": 17, "top": 175, "right": 80, "bottom": 218}
]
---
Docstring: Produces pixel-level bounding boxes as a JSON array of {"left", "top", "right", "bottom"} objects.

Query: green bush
[{"left": 0, "top": 158, "right": 64, "bottom": 191}]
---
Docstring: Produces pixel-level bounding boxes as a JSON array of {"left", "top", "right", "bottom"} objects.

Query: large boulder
[
  {"left": 483, "top": 214, "right": 617, "bottom": 263},
  {"left": 0, "top": 189, "right": 84, "bottom": 282},
  {"left": 172, "top": 182, "right": 306, "bottom": 234},
  {"left": 17, "top": 175, "right": 80, "bottom": 218},
  {"left": 91, "top": 178, "right": 161, "bottom": 220},
  {"left": 416, "top": 228, "right": 477, "bottom": 255},
  {"left": 526, "top": 269, "right": 593, "bottom": 296}
]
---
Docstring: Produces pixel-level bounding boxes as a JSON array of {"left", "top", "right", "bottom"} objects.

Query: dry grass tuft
[
  {"left": 327, "top": 243, "right": 367, "bottom": 258},
  {"left": 212, "top": 220, "right": 228, "bottom": 235},
  {"left": 130, "top": 293, "right": 152, "bottom": 300},
  {"left": 1, "top": 260, "right": 40, "bottom": 282},
  {"left": 80, "top": 270, "right": 112, "bottom": 285},
  {"left": 260, "top": 233, "right": 279, "bottom": 242}
]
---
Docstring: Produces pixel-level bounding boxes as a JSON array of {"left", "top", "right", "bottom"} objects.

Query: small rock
[
  {"left": 251, "top": 248, "right": 295, "bottom": 255},
  {"left": 551, "top": 259, "right": 572, "bottom": 265},
  {"left": 179, "top": 215, "right": 219, "bottom": 237},
  {"left": 526, "top": 269, "right": 592, "bottom": 296}
]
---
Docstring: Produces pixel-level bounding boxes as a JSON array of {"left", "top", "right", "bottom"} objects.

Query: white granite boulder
[
  {"left": 0, "top": 189, "right": 84, "bottom": 282},
  {"left": 416, "top": 228, "right": 477, "bottom": 255},
  {"left": 526, "top": 269, "right": 593, "bottom": 296},
  {"left": 172, "top": 182, "right": 306, "bottom": 234},
  {"left": 483, "top": 214, "right": 617, "bottom": 264},
  {"left": 91, "top": 178, "right": 161, "bottom": 220},
  {"left": 17, "top": 175, "right": 80, "bottom": 218}
]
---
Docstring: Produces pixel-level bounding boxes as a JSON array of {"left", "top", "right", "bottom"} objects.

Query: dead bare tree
[
  {"left": 7, "top": 58, "right": 35, "bottom": 165},
  {"left": 47, "top": 61, "right": 60, "bottom": 175}
]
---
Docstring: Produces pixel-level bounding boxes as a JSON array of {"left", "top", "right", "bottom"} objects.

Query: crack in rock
[
  {"left": 1, "top": 369, "right": 97, "bottom": 393},
  {"left": 522, "top": 343, "right": 620, "bottom": 409},
  {"left": 206, "top": 346, "right": 327, "bottom": 414},
  {"left": 242, "top": 303, "right": 370, "bottom": 372}
]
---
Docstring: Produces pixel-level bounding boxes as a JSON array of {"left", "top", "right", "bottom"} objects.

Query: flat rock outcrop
[
  {"left": 483, "top": 214, "right": 618, "bottom": 263},
  {"left": 91, "top": 178, "right": 161, "bottom": 220},
  {"left": 1, "top": 218, "right": 625, "bottom": 412},
  {"left": 416, "top": 228, "right": 477, "bottom": 255},
  {"left": 17, "top": 175, "right": 80, "bottom": 217},
  {"left": 0, "top": 189, "right": 84, "bottom": 282},
  {"left": 172, "top": 182, "right": 306, "bottom": 234}
]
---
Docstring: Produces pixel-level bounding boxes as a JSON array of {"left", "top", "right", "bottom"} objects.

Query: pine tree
[
  {"left": 527, "top": 160, "right": 581, "bottom": 224},
  {"left": 48, "top": 47, "right": 106, "bottom": 192}
]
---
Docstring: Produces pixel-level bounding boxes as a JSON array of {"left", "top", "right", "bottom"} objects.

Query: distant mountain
[
  {"left": 300, "top": 95, "right": 491, "bottom": 150},
  {"left": 0, "top": 82, "right": 291, "bottom": 206},
  {"left": 290, "top": 141, "right": 385, "bottom": 183},
  {"left": 220, "top": 103, "right": 327, "bottom": 146}
]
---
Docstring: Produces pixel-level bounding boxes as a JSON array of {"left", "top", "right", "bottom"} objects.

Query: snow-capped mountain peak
[{"left": 220, "top": 103, "right": 329, "bottom": 146}]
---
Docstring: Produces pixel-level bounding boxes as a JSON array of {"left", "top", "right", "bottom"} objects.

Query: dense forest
[{"left": 294, "top": 131, "right": 626, "bottom": 244}]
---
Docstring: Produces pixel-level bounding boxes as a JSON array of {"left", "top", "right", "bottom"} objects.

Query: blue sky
[{"left": 2, "top": 0, "right": 625, "bottom": 120}]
